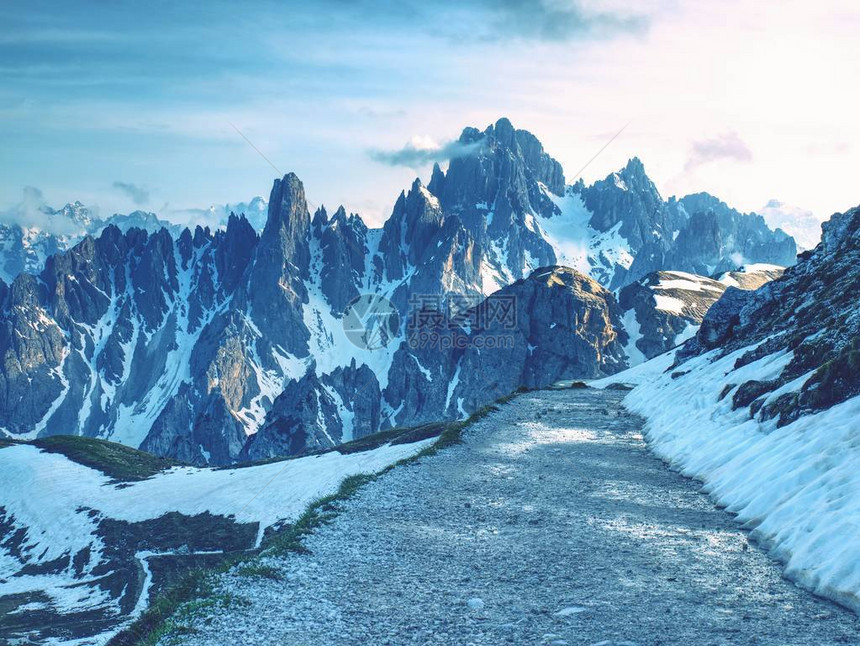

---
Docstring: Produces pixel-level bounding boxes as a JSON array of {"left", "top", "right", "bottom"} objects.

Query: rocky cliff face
[
  {"left": 449, "top": 266, "right": 628, "bottom": 413},
  {"left": 618, "top": 271, "right": 727, "bottom": 362},
  {"left": 662, "top": 194, "right": 797, "bottom": 277},
  {"left": 679, "top": 204, "right": 860, "bottom": 425},
  {"left": 618, "top": 265, "right": 786, "bottom": 363},
  {"left": 0, "top": 118, "right": 801, "bottom": 464},
  {"left": 376, "top": 266, "right": 628, "bottom": 429}
]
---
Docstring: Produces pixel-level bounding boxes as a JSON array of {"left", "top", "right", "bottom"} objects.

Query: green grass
[
  {"left": 110, "top": 570, "right": 214, "bottom": 646},
  {"left": 32, "top": 435, "right": 180, "bottom": 482},
  {"left": 234, "top": 564, "right": 283, "bottom": 580},
  {"left": 110, "top": 389, "right": 528, "bottom": 646},
  {"left": 224, "top": 422, "right": 448, "bottom": 470}
]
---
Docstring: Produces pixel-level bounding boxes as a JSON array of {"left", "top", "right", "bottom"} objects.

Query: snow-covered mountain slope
[
  {"left": 0, "top": 434, "right": 433, "bottom": 645},
  {"left": 597, "top": 203, "right": 860, "bottom": 612},
  {"left": 617, "top": 265, "right": 784, "bottom": 363},
  {"left": 0, "top": 201, "right": 180, "bottom": 284},
  {"left": 0, "top": 118, "right": 799, "bottom": 465},
  {"left": 203, "top": 196, "right": 269, "bottom": 231},
  {"left": 758, "top": 199, "right": 823, "bottom": 251},
  {"left": 714, "top": 263, "right": 784, "bottom": 290}
]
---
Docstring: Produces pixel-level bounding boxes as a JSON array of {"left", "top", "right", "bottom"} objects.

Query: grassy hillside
[{"left": 31, "top": 435, "right": 180, "bottom": 482}]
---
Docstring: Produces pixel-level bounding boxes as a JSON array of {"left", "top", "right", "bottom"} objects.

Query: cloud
[
  {"left": 329, "top": 0, "right": 649, "bottom": 43},
  {"left": 0, "top": 186, "right": 84, "bottom": 236},
  {"left": 112, "top": 181, "right": 150, "bottom": 205},
  {"left": 368, "top": 136, "right": 484, "bottom": 168},
  {"left": 478, "top": 0, "right": 649, "bottom": 42},
  {"left": 685, "top": 132, "right": 753, "bottom": 171}
]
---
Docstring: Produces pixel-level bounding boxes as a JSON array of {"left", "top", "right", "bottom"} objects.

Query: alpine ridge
[{"left": 0, "top": 118, "right": 796, "bottom": 464}]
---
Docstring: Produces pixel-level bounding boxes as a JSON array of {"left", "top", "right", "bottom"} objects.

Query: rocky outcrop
[
  {"left": 679, "top": 205, "right": 860, "bottom": 426},
  {"left": 243, "top": 360, "right": 384, "bottom": 460},
  {"left": 242, "top": 370, "right": 342, "bottom": 460},
  {"left": 619, "top": 271, "right": 726, "bottom": 361},
  {"left": 618, "top": 266, "right": 786, "bottom": 362},
  {"left": 451, "top": 266, "right": 627, "bottom": 413},
  {"left": 381, "top": 266, "right": 628, "bottom": 427}
]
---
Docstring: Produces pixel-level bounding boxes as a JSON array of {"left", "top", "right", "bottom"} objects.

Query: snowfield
[
  {"left": 595, "top": 347, "right": 860, "bottom": 612},
  {"left": 0, "top": 438, "right": 434, "bottom": 644}
]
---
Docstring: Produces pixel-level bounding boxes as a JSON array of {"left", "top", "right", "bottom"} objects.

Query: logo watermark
[
  {"left": 406, "top": 293, "right": 517, "bottom": 350},
  {"left": 342, "top": 294, "right": 400, "bottom": 350}
]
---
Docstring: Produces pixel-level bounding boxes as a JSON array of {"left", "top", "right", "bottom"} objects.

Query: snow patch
[{"left": 619, "top": 347, "right": 860, "bottom": 612}]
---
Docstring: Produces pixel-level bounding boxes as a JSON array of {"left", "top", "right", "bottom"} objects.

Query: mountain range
[
  {"left": 0, "top": 202, "right": 182, "bottom": 284},
  {"left": 0, "top": 118, "right": 799, "bottom": 465}
]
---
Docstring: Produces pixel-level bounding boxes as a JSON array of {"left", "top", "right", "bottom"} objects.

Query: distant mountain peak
[{"left": 623, "top": 156, "right": 646, "bottom": 174}]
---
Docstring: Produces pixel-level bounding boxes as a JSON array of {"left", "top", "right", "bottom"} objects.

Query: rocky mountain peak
[
  {"left": 314, "top": 203, "right": 368, "bottom": 316},
  {"left": 819, "top": 204, "right": 860, "bottom": 253},
  {"left": 383, "top": 179, "right": 445, "bottom": 270},
  {"left": 311, "top": 205, "right": 329, "bottom": 232},
  {"left": 457, "top": 125, "right": 484, "bottom": 145},
  {"left": 487, "top": 116, "right": 516, "bottom": 146},
  {"left": 428, "top": 162, "right": 446, "bottom": 195},
  {"left": 482, "top": 117, "right": 566, "bottom": 195},
  {"left": 331, "top": 204, "right": 348, "bottom": 222},
  {"left": 218, "top": 213, "right": 258, "bottom": 293},
  {"left": 264, "top": 173, "right": 310, "bottom": 239},
  {"left": 56, "top": 201, "right": 99, "bottom": 230},
  {"left": 236, "top": 173, "right": 312, "bottom": 354},
  {"left": 259, "top": 173, "right": 311, "bottom": 279},
  {"left": 622, "top": 156, "right": 646, "bottom": 175},
  {"left": 579, "top": 157, "right": 671, "bottom": 258}
]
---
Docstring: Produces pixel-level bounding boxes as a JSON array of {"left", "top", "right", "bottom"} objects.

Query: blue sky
[{"left": 2, "top": 0, "right": 858, "bottom": 235}]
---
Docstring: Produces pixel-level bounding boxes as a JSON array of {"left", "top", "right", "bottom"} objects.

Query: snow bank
[
  {"left": 589, "top": 350, "right": 675, "bottom": 388},
  {"left": 617, "top": 348, "right": 860, "bottom": 612}
]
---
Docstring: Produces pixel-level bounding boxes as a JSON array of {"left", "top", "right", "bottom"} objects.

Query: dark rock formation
[
  {"left": 618, "top": 266, "right": 785, "bottom": 362},
  {"left": 679, "top": 204, "right": 860, "bottom": 426},
  {"left": 382, "top": 266, "right": 628, "bottom": 427}
]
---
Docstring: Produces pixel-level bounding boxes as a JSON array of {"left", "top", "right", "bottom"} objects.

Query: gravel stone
[{"left": 170, "top": 389, "right": 860, "bottom": 645}]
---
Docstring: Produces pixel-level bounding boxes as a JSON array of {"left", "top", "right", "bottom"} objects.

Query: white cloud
[
  {"left": 684, "top": 132, "right": 752, "bottom": 171},
  {"left": 112, "top": 181, "right": 150, "bottom": 205},
  {"left": 368, "top": 136, "right": 483, "bottom": 168}
]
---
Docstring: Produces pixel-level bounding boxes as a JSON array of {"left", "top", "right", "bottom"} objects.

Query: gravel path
[{"left": 174, "top": 389, "right": 860, "bottom": 645}]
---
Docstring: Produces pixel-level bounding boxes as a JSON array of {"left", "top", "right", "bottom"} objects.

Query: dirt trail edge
[{"left": 169, "top": 389, "right": 860, "bottom": 646}]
